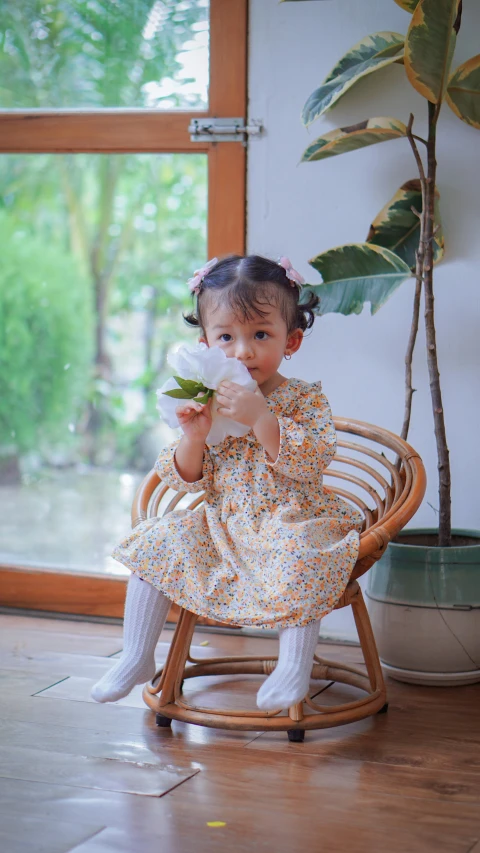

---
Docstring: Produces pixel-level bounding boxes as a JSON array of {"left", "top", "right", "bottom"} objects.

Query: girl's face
[{"left": 200, "top": 297, "right": 303, "bottom": 391}]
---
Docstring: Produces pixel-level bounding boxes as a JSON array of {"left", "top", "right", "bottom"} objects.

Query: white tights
[
  {"left": 91, "top": 573, "right": 170, "bottom": 703},
  {"left": 91, "top": 573, "right": 320, "bottom": 710}
]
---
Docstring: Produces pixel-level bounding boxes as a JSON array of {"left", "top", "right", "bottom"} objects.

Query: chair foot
[
  {"left": 155, "top": 713, "right": 173, "bottom": 728},
  {"left": 377, "top": 702, "right": 389, "bottom": 714},
  {"left": 287, "top": 729, "right": 305, "bottom": 743}
]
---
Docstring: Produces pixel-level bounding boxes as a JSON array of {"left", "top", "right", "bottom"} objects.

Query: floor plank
[
  {"left": 0, "top": 743, "right": 198, "bottom": 797},
  {"left": 0, "top": 813, "right": 105, "bottom": 853}
]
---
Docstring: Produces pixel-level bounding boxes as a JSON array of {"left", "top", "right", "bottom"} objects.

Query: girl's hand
[
  {"left": 216, "top": 381, "right": 268, "bottom": 428},
  {"left": 176, "top": 399, "right": 212, "bottom": 442}
]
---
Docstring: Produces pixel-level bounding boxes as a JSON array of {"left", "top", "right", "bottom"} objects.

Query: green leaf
[
  {"left": 302, "top": 32, "right": 404, "bottom": 125},
  {"left": 173, "top": 375, "right": 206, "bottom": 395},
  {"left": 301, "top": 117, "right": 407, "bottom": 162},
  {"left": 405, "top": 0, "right": 461, "bottom": 104},
  {"left": 393, "top": 0, "right": 420, "bottom": 11},
  {"left": 366, "top": 179, "right": 444, "bottom": 269},
  {"left": 163, "top": 388, "right": 195, "bottom": 399},
  {"left": 308, "top": 243, "right": 412, "bottom": 315},
  {"left": 194, "top": 389, "right": 214, "bottom": 404},
  {"left": 446, "top": 54, "right": 480, "bottom": 129}
]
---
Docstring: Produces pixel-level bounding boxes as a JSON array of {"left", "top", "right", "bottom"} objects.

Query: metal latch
[{"left": 188, "top": 117, "right": 263, "bottom": 145}]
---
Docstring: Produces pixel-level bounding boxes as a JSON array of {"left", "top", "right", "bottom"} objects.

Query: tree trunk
[
  {"left": 424, "top": 101, "right": 451, "bottom": 546},
  {"left": 94, "top": 273, "right": 111, "bottom": 375}
]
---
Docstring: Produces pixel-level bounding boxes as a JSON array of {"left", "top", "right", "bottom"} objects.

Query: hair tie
[
  {"left": 187, "top": 257, "right": 218, "bottom": 295},
  {"left": 278, "top": 256, "right": 305, "bottom": 289}
]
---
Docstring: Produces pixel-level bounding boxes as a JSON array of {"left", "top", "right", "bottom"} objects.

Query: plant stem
[
  {"left": 424, "top": 101, "right": 451, "bottom": 546},
  {"left": 397, "top": 275, "right": 422, "bottom": 467},
  {"left": 396, "top": 115, "right": 426, "bottom": 470}
]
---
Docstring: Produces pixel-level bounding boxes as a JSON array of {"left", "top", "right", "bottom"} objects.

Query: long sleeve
[
  {"left": 154, "top": 438, "right": 214, "bottom": 493},
  {"left": 265, "top": 382, "right": 336, "bottom": 482}
]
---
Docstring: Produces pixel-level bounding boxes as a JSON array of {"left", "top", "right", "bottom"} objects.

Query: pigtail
[
  {"left": 296, "top": 289, "right": 319, "bottom": 331},
  {"left": 183, "top": 310, "right": 200, "bottom": 328}
]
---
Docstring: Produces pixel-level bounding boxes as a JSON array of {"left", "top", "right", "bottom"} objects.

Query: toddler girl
[{"left": 91, "top": 254, "right": 362, "bottom": 711}]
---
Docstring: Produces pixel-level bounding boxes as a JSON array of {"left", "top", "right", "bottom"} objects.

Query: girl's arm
[
  {"left": 155, "top": 400, "right": 214, "bottom": 492},
  {"left": 174, "top": 434, "right": 206, "bottom": 483},
  {"left": 252, "top": 411, "right": 280, "bottom": 462},
  {"left": 264, "top": 383, "right": 337, "bottom": 482}
]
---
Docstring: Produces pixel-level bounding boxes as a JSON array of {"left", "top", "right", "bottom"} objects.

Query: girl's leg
[
  {"left": 91, "top": 572, "right": 171, "bottom": 703},
  {"left": 256, "top": 619, "right": 321, "bottom": 711}
]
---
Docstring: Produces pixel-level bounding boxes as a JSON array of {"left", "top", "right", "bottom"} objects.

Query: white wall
[{"left": 247, "top": 0, "right": 480, "bottom": 639}]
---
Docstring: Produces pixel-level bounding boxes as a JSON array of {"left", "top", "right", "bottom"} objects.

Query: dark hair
[{"left": 184, "top": 254, "right": 319, "bottom": 333}]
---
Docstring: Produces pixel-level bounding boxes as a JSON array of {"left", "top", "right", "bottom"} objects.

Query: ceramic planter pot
[{"left": 366, "top": 529, "right": 480, "bottom": 686}]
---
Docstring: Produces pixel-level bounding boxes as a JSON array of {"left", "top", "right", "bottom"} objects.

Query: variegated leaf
[
  {"left": 302, "top": 32, "right": 405, "bottom": 126},
  {"left": 405, "top": 0, "right": 461, "bottom": 104},
  {"left": 393, "top": 0, "right": 420, "bottom": 11},
  {"left": 446, "top": 55, "right": 480, "bottom": 129},
  {"left": 308, "top": 243, "right": 412, "bottom": 315},
  {"left": 366, "top": 179, "right": 444, "bottom": 269},
  {"left": 301, "top": 117, "right": 406, "bottom": 162}
]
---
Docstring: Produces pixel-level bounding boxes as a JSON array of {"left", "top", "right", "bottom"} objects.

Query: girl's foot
[
  {"left": 91, "top": 573, "right": 171, "bottom": 703},
  {"left": 90, "top": 656, "right": 156, "bottom": 704},
  {"left": 256, "top": 619, "right": 321, "bottom": 711}
]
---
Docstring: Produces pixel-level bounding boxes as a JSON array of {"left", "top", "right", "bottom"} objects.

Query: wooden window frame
[{"left": 0, "top": 0, "right": 248, "bottom": 618}]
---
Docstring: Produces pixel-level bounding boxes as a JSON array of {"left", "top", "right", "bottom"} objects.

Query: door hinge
[{"left": 188, "top": 117, "right": 263, "bottom": 145}]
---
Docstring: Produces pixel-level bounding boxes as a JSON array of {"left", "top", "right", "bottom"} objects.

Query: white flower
[{"left": 156, "top": 342, "right": 257, "bottom": 445}]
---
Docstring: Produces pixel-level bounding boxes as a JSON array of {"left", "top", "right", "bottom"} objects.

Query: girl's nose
[{"left": 235, "top": 340, "right": 254, "bottom": 360}]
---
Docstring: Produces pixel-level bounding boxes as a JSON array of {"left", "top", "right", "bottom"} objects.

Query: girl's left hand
[{"left": 216, "top": 381, "right": 268, "bottom": 427}]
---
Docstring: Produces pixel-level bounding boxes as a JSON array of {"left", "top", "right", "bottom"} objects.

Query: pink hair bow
[
  {"left": 278, "top": 256, "right": 305, "bottom": 288},
  {"left": 187, "top": 257, "right": 218, "bottom": 295}
]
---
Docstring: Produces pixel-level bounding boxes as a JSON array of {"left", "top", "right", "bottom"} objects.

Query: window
[{"left": 0, "top": 0, "right": 248, "bottom": 617}]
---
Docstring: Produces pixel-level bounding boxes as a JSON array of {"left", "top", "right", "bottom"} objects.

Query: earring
[{"left": 284, "top": 353, "right": 292, "bottom": 361}]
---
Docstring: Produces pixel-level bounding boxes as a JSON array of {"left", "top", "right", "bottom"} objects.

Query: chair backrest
[{"left": 132, "top": 417, "right": 426, "bottom": 581}]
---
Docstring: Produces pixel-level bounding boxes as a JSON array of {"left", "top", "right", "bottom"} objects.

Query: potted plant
[{"left": 291, "top": 0, "right": 480, "bottom": 684}]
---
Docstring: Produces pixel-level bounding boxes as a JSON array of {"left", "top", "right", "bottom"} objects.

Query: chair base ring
[
  {"left": 143, "top": 585, "right": 387, "bottom": 736},
  {"left": 143, "top": 654, "right": 387, "bottom": 733}
]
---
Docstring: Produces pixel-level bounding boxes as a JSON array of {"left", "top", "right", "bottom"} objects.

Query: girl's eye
[
  {"left": 219, "top": 334, "right": 232, "bottom": 342},
  {"left": 255, "top": 331, "right": 268, "bottom": 340}
]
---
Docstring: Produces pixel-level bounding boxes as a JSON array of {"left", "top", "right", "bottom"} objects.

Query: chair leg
[
  {"left": 351, "top": 586, "right": 386, "bottom": 698},
  {"left": 159, "top": 610, "right": 198, "bottom": 706}
]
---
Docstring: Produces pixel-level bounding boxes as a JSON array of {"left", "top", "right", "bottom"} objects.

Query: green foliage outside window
[{"left": 0, "top": 211, "right": 94, "bottom": 456}]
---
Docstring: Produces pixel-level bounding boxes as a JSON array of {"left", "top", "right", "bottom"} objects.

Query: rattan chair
[{"left": 132, "top": 417, "right": 426, "bottom": 742}]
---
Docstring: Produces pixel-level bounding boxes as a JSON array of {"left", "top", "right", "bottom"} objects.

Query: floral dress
[{"left": 113, "top": 378, "right": 363, "bottom": 628}]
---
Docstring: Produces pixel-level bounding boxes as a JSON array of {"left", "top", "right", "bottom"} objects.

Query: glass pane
[
  {"left": 0, "top": 152, "right": 207, "bottom": 574},
  {"left": 0, "top": 1, "right": 209, "bottom": 109}
]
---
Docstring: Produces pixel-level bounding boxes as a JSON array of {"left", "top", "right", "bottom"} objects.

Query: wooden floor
[{"left": 0, "top": 613, "right": 479, "bottom": 853}]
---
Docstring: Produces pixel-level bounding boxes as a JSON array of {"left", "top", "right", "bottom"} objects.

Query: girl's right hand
[{"left": 176, "top": 399, "right": 212, "bottom": 442}]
